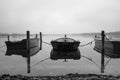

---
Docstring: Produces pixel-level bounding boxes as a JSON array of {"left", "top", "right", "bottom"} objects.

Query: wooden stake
[
  {"left": 27, "top": 31, "right": 30, "bottom": 73},
  {"left": 101, "top": 31, "right": 105, "bottom": 73},
  {"left": 40, "top": 32, "right": 42, "bottom": 50},
  {"left": 8, "top": 35, "right": 10, "bottom": 41},
  {"left": 35, "top": 34, "right": 38, "bottom": 38}
]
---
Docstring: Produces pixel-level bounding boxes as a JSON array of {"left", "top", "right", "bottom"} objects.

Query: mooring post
[
  {"left": 40, "top": 32, "right": 42, "bottom": 50},
  {"left": 8, "top": 35, "right": 10, "bottom": 41},
  {"left": 101, "top": 31, "right": 105, "bottom": 73},
  {"left": 35, "top": 34, "right": 38, "bottom": 38},
  {"left": 27, "top": 31, "right": 30, "bottom": 73}
]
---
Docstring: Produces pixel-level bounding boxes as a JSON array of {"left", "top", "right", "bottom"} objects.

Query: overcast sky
[{"left": 0, "top": 0, "right": 120, "bottom": 34}]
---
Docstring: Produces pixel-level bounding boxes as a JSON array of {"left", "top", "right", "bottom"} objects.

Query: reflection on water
[{"left": 0, "top": 35, "right": 120, "bottom": 75}]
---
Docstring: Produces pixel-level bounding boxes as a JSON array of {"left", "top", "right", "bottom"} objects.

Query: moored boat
[
  {"left": 50, "top": 35, "right": 81, "bottom": 60},
  {"left": 94, "top": 37, "right": 120, "bottom": 58},
  {"left": 5, "top": 38, "right": 40, "bottom": 58}
]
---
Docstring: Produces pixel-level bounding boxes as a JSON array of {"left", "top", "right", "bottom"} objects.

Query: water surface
[{"left": 0, "top": 35, "right": 120, "bottom": 76}]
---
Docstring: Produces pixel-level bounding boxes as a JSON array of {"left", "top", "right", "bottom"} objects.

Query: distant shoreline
[{"left": 0, "top": 31, "right": 120, "bottom": 37}]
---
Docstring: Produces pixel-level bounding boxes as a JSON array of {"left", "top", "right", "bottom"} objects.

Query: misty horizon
[{"left": 0, "top": 0, "right": 120, "bottom": 34}]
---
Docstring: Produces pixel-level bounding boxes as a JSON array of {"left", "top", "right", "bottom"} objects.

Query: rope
[
  {"left": 81, "top": 55, "right": 100, "bottom": 68},
  {"left": 104, "top": 58, "right": 111, "bottom": 67},
  {"left": 42, "top": 41, "right": 51, "bottom": 45},
  {"left": 31, "top": 57, "right": 50, "bottom": 68},
  {"left": 79, "top": 40, "right": 94, "bottom": 47},
  {"left": 0, "top": 45, "right": 6, "bottom": 49},
  {"left": 42, "top": 40, "right": 94, "bottom": 47}
]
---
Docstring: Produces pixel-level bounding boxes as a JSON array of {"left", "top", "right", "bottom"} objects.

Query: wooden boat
[
  {"left": 50, "top": 35, "right": 81, "bottom": 60},
  {"left": 94, "top": 37, "right": 120, "bottom": 58},
  {"left": 5, "top": 38, "right": 40, "bottom": 58}
]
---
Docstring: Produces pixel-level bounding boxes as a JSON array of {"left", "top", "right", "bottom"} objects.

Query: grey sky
[{"left": 0, "top": 0, "right": 120, "bottom": 34}]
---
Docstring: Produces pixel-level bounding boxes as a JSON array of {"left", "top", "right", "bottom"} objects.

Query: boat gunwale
[
  {"left": 51, "top": 37, "right": 80, "bottom": 43},
  {"left": 94, "top": 38, "right": 120, "bottom": 58},
  {"left": 94, "top": 38, "right": 120, "bottom": 43}
]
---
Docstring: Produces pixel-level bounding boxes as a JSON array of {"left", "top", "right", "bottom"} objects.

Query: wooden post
[
  {"left": 101, "top": 31, "right": 105, "bottom": 73},
  {"left": 40, "top": 32, "right": 42, "bottom": 50},
  {"left": 35, "top": 34, "right": 38, "bottom": 38},
  {"left": 8, "top": 35, "right": 10, "bottom": 41},
  {"left": 27, "top": 31, "right": 30, "bottom": 73}
]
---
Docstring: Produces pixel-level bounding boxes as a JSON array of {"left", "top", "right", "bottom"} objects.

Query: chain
[
  {"left": 42, "top": 40, "right": 95, "bottom": 47},
  {"left": 31, "top": 57, "right": 50, "bottom": 68},
  {"left": 79, "top": 40, "right": 94, "bottom": 47},
  {"left": 42, "top": 41, "right": 51, "bottom": 45},
  {"left": 104, "top": 58, "right": 111, "bottom": 67},
  {"left": 81, "top": 55, "right": 100, "bottom": 68}
]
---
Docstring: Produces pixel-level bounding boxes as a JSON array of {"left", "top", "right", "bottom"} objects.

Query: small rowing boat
[
  {"left": 94, "top": 36, "right": 120, "bottom": 58},
  {"left": 5, "top": 38, "right": 40, "bottom": 58},
  {"left": 50, "top": 35, "right": 81, "bottom": 60}
]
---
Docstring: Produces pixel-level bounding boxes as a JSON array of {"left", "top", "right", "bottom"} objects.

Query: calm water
[{"left": 0, "top": 35, "right": 120, "bottom": 76}]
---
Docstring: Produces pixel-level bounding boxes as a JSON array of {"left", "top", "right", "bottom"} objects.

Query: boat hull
[
  {"left": 94, "top": 39, "right": 120, "bottom": 58},
  {"left": 51, "top": 42, "right": 80, "bottom": 51},
  {"left": 5, "top": 38, "right": 40, "bottom": 57},
  {"left": 50, "top": 37, "right": 81, "bottom": 60}
]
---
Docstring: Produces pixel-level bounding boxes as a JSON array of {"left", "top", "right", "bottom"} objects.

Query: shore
[{"left": 0, "top": 73, "right": 120, "bottom": 80}]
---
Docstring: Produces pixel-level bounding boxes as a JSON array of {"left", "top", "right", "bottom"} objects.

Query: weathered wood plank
[
  {"left": 94, "top": 38, "right": 120, "bottom": 58},
  {"left": 5, "top": 38, "right": 40, "bottom": 58}
]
